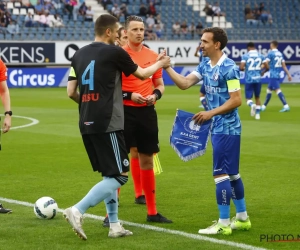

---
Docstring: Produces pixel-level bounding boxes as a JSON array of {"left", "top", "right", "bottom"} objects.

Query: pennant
[{"left": 170, "top": 109, "right": 212, "bottom": 162}]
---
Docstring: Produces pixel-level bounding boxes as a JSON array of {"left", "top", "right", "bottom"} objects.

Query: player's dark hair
[
  {"left": 125, "top": 15, "right": 144, "bottom": 29},
  {"left": 117, "top": 26, "right": 125, "bottom": 38},
  {"left": 202, "top": 27, "right": 228, "bottom": 50},
  {"left": 271, "top": 40, "right": 278, "bottom": 47},
  {"left": 94, "top": 14, "right": 118, "bottom": 37},
  {"left": 247, "top": 42, "right": 255, "bottom": 48}
]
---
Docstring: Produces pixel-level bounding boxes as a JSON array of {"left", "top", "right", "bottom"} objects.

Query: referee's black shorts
[
  {"left": 82, "top": 131, "right": 130, "bottom": 176},
  {"left": 124, "top": 105, "right": 159, "bottom": 154}
]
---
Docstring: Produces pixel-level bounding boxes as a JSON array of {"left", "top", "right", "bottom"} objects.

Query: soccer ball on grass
[{"left": 34, "top": 196, "right": 58, "bottom": 219}]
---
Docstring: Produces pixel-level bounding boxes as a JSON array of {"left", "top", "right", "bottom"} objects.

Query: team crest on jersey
[
  {"left": 212, "top": 72, "right": 219, "bottom": 81},
  {"left": 183, "top": 117, "right": 201, "bottom": 134},
  {"left": 123, "top": 159, "right": 129, "bottom": 167}
]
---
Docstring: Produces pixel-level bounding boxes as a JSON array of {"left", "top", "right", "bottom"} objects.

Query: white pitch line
[
  {"left": 0, "top": 115, "right": 39, "bottom": 130},
  {"left": 0, "top": 197, "right": 267, "bottom": 250}
]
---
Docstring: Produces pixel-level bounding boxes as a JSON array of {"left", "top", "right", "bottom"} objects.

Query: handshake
[{"left": 156, "top": 49, "right": 175, "bottom": 69}]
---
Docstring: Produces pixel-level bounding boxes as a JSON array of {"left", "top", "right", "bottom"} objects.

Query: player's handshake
[
  {"left": 156, "top": 49, "right": 171, "bottom": 69},
  {"left": 158, "top": 55, "right": 171, "bottom": 69}
]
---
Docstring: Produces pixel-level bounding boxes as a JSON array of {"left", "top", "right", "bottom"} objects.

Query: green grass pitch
[{"left": 0, "top": 84, "right": 299, "bottom": 250}]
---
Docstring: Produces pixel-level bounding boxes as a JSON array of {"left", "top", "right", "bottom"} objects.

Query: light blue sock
[
  {"left": 74, "top": 177, "right": 121, "bottom": 214},
  {"left": 264, "top": 93, "right": 272, "bottom": 106},
  {"left": 233, "top": 198, "right": 246, "bottom": 213},
  {"left": 256, "top": 105, "right": 261, "bottom": 114},
  {"left": 247, "top": 100, "right": 253, "bottom": 107},
  {"left": 215, "top": 176, "right": 231, "bottom": 219},
  {"left": 104, "top": 189, "right": 118, "bottom": 223},
  {"left": 277, "top": 92, "right": 287, "bottom": 105}
]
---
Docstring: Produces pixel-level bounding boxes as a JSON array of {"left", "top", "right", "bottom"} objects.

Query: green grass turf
[{"left": 0, "top": 84, "right": 299, "bottom": 250}]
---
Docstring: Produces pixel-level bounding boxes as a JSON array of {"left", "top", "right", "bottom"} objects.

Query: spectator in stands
[
  {"left": 188, "top": 22, "right": 196, "bottom": 39},
  {"left": 245, "top": 11, "right": 257, "bottom": 25},
  {"left": 259, "top": 2, "right": 265, "bottom": 12},
  {"left": 155, "top": 19, "right": 164, "bottom": 32},
  {"left": 145, "top": 25, "right": 157, "bottom": 40},
  {"left": 112, "top": 3, "right": 121, "bottom": 18},
  {"left": 146, "top": 14, "right": 155, "bottom": 28},
  {"left": 84, "top": 6, "right": 94, "bottom": 22},
  {"left": 0, "top": 2, "right": 6, "bottom": 12},
  {"left": 172, "top": 21, "right": 180, "bottom": 36},
  {"left": 153, "top": 0, "right": 161, "bottom": 6},
  {"left": 260, "top": 10, "right": 268, "bottom": 24},
  {"left": 180, "top": 20, "right": 188, "bottom": 37},
  {"left": 120, "top": 3, "right": 129, "bottom": 18},
  {"left": 100, "top": 0, "right": 113, "bottom": 10},
  {"left": 196, "top": 21, "right": 203, "bottom": 37},
  {"left": 43, "top": 0, "right": 54, "bottom": 12},
  {"left": 253, "top": 4, "right": 261, "bottom": 20},
  {"left": 139, "top": 4, "right": 148, "bottom": 17},
  {"left": 0, "top": 12, "right": 5, "bottom": 34},
  {"left": 6, "top": 20, "right": 19, "bottom": 34},
  {"left": 212, "top": 2, "right": 225, "bottom": 16},
  {"left": 267, "top": 11, "right": 273, "bottom": 24},
  {"left": 52, "top": 14, "right": 64, "bottom": 27},
  {"left": 2, "top": 11, "right": 11, "bottom": 27},
  {"left": 155, "top": 14, "right": 164, "bottom": 28},
  {"left": 244, "top": 4, "right": 251, "bottom": 16},
  {"left": 203, "top": 2, "right": 214, "bottom": 16},
  {"left": 79, "top": 2, "right": 87, "bottom": 16},
  {"left": 24, "top": 12, "right": 34, "bottom": 27},
  {"left": 147, "top": 2, "right": 156, "bottom": 16},
  {"left": 154, "top": 23, "right": 162, "bottom": 40},
  {"left": 38, "top": 11, "right": 49, "bottom": 27},
  {"left": 72, "top": 0, "right": 80, "bottom": 21},
  {"left": 52, "top": 0, "right": 62, "bottom": 9},
  {"left": 35, "top": 0, "right": 44, "bottom": 15}
]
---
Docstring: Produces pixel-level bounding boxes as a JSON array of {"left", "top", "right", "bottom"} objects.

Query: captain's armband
[{"left": 227, "top": 79, "right": 240, "bottom": 92}]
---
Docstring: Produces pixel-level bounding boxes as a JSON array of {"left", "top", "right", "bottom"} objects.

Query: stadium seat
[
  {"left": 1, "top": 0, "right": 299, "bottom": 41},
  {"left": 38, "top": 27, "right": 45, "bottom": 33},
  {"left": 206, "top": 16, "right": 213, "bottom": 23},
  {"left": 19, "top": 8, "right": 27, "bottom": 15},
  {"left": 44, "top": 33, "right": 51, "bottom": 40},
  {"left": 51, "top": 33, "right": 58, "bottom": 40},
  {"left": 7, "top": 2, "right": 14, "bottom": 9},
  {"left": 226, "top": 22, "right": 233, "bottom": 28},
  {"left": 14, "top": 2, "right": 21, "bottom": 8},
  {"left": 12, "top": 9, "right": 20, "bottom": 15},
  {"left": 33, "top": 15, "right": 40, "bottom": 22},
  {"left": 36, "top": 33, "right": 43, "bottom": 40},
  {"left": 27, "top": 33, "right": 36, "bottom": 40}
]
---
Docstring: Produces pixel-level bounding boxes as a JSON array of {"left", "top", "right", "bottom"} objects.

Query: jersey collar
[{"left": 208, "top": 53, "right": 227, "bottom": 68}]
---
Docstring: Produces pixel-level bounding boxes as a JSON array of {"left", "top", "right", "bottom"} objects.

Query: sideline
[{"left": 0, "top": 197, "right": 267, "bottom": 250}]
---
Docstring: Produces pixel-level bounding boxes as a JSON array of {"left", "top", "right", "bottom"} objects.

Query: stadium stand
[{"left": 0, "top": 0, "right": 299, "bottom": 41}]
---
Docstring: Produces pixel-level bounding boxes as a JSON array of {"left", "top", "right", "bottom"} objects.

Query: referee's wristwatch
[{"left": 4, "top": 111, "right": 12, "bottom": 116}]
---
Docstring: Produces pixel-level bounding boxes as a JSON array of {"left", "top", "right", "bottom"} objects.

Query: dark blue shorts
[
  {"left": 200, "top": 84, "right": 206, "bottom": 95},
  {"left": 245, "top": 83, "right": 262, "bottom": 99},
  {"left": 211, "top": 134, "right": 240, "bottom": 176},
  {"left": 268, "top": 78, "right": 280, "bottom": 90}
]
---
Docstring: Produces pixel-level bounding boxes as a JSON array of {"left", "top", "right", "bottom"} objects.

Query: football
[{"left": 34, "top": 197, "right": 58, "bottom": 219}]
